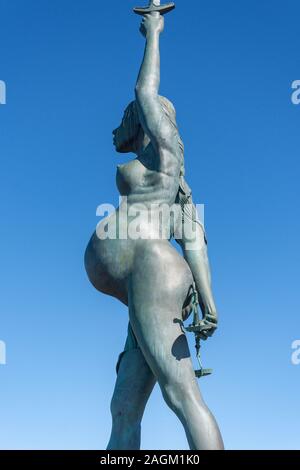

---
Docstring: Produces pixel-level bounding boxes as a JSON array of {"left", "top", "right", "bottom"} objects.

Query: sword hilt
[{"left": 133, "top": 1, "right": 175, "bottom": 16}]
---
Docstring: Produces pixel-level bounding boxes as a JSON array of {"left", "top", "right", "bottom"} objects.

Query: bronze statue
[{"left": 85, "top": 0, "right": 224, "bottom": 450}]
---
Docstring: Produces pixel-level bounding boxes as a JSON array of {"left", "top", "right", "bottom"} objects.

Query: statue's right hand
[
  {"left": 198, "top": 312, "right": 218, "bottom": 341},
  {"left": 139, "top": 14, "right": 164, "bottom": 38}
]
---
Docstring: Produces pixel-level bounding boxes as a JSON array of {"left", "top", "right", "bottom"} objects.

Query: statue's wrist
[
  {"left": 146, "top": 28, "right": 160, "bottom": 40},
  {"left": 199, "top": 297, "right": 217, "bottom": 319}
]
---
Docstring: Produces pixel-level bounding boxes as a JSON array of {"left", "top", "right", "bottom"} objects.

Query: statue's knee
[
  {"left": 162, "top": 381, "right": 184, "bottom": 410},
  {"left": 162, "top": 381, "right": 203, "bottom": 416}
]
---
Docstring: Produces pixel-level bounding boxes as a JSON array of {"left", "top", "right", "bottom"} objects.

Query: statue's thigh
[{"left": 128, "top": 246, "right": 196, "bottom": 389}]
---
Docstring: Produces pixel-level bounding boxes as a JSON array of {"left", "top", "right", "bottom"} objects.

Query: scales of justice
[{"left": 84, "top": 0, "right": 224, "bottom": 450}]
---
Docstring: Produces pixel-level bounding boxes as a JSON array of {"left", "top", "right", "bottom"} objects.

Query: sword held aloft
[{"left": 133, "top": 0, "right": 175, "bottom": 16}]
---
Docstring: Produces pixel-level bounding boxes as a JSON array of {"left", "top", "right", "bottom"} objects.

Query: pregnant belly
[
  {"left": 84, "top": 201, "right": 181, "bottom": 303},
  {"left": 84, "top": 211, "right": 134, "bottom": 302}
]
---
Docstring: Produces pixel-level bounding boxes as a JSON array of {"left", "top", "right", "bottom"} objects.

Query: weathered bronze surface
[{"left": 85, "top": 1, "right": 224, "bottom": 450}]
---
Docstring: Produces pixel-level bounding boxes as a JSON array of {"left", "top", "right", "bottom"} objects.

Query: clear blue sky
[{"left": 0, "top": 0, "right": 299, "bottom": 450}]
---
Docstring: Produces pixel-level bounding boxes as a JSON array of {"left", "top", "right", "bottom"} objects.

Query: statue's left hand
[{"left": 140, "top": 14, "right": 164, "bottom": 38}]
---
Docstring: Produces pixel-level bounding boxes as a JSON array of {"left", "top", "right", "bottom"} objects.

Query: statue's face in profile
[{"left": 113, "top": 101, "right": 140, "bottom": 153}]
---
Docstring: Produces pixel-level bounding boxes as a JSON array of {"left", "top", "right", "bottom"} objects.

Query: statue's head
[{"left": 112, "top": 96, "right": 178, "bottom": 154}]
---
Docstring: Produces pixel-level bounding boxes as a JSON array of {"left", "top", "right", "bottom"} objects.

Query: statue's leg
[
  {"left": 128, "top": 242, "right": 224, "bottom": 450},
  {"left": 107, "top": 323, "right": 156, "bottom": 450}
]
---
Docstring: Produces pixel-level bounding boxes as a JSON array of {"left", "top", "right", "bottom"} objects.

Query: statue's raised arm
[{"left": 135, "top": 13, "right": 180, "bottom": 171}]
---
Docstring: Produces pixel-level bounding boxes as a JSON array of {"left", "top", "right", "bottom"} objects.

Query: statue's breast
[
  {"left": 117, "top": 158, "right": 162, "bottom": 196},
  {"left": 116, "top": 160, "right": 145, "bottom": 196}
]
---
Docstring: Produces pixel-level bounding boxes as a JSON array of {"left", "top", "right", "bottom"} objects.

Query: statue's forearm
[
  {"left": 177, "top": 217, "right": 217, "bottom": 318},
  {"left": 136, "top": 31, "right": 160, "bottom": 96},
  {"left": 182, "top": 238, "right": 217, "bottom": 318},
  {"left": 175, "top": 177, "right": 218, "bottom": 318}
]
